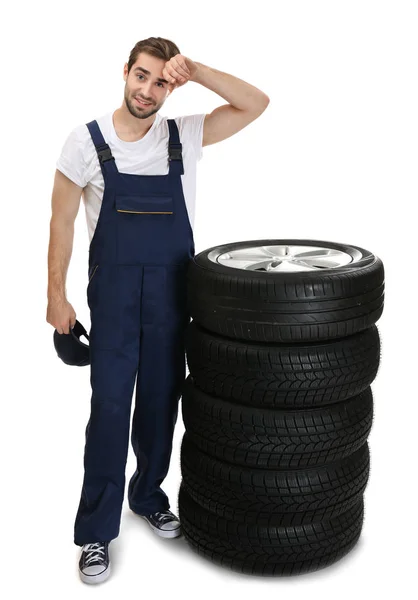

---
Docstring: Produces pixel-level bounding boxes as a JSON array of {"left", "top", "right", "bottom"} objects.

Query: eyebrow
[{"left": 133, "top": 66, "right": 168, "bottom": 84}]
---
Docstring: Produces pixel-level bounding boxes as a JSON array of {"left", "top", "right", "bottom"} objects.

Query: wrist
[
  {"left": 190, "top": 62, "right": 206, "bottom": 83},
  {"left": 48, "top": 289, "right": 66, "bottom": 303}
]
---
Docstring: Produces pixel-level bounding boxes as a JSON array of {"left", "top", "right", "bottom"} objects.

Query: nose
[{"left": 140, "top": 81, "right": 154, "bottom": 102}]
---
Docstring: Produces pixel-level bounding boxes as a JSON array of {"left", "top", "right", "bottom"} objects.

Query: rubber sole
[
  {"left": 79, "top": 563, "right": 111, "bottom": 585},
  {"left": 135, "top": 512, "right": 183, "bottom": 538}
]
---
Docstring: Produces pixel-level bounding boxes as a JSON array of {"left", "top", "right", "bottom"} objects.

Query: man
[{"left": 46, "top": 36, "right": 269, "bottom": 584}]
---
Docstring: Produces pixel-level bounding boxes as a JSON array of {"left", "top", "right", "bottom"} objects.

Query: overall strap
[
  {"left": 86, "top": 118, "right": 184, "bottom": 177},
  {"left": 86, "top": 120, "right": 119, "bottom": 178},
  {"left": 167, "top": 119, "right": 184, "bottom": 176}
]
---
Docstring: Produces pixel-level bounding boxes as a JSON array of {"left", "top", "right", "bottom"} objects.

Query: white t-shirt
[{"left": 56, "top": 110, "right": 206, "bottom": 243}]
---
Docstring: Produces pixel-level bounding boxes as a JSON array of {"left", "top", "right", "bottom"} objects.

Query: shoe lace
[
  {"left": 83, "top": 542, "right": 106, "bottom": 565},
  {"left": 153, "top": 510, "right": 175, "bottom": 524}
]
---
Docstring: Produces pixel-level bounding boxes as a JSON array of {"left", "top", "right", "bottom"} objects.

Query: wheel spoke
[{"left": 212, "top": 244, "right": 356, "bottom": 272}]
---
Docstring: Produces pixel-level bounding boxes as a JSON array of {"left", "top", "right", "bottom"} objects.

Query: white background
[{"left": 2, "top": 0, "right": 417, "bottom": 597}]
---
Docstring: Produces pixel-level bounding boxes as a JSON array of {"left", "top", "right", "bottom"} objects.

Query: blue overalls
[{"left": 73, "top": 118, "right": 195, "bottom": 546}]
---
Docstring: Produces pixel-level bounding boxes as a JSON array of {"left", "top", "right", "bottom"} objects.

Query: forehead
[{"left": 131, "top": 53, "right": 167, "bottom": 79}]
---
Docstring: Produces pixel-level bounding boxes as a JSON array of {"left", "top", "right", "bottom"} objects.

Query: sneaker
[
  {"left": 139, "top": 509, "right": 182, "bottom": 538},
  {"left": 78, "top": 541, "right": 111, "bottom": 584}
]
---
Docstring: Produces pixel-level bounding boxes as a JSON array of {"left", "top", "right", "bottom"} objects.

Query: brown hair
[{"left": 127, "top": 37, "right": 180, "bottom": 74}]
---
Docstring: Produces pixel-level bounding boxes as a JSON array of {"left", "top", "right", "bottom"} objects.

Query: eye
[{"left": 137, "top": 74, "right": 164, "bottom": 88}]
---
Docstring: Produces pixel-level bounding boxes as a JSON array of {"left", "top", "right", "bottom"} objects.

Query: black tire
[
  {"left": 181, "top": 377, "right": 373, "bottom": 468},
  {"left": 180, "top": 433, "right": 369, "bottom": 526},
  {"left": 186, "top": 319, "right": 380, "bottom": 408},
  {"left": 186, "top": 239, "right": 384, "bottom": 342},
  {"left": 178, "top": 484, "right": 364, "bottom": 576}
]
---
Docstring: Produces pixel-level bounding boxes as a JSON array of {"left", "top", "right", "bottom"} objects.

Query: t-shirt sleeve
[
  {"left": 55, "top": 126, "right": 87, "bottom": 188},
  {"left": 176, "top": 113, "right": 206, "bottom": 162}
]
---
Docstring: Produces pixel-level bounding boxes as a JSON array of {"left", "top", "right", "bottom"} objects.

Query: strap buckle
[
  {"left": 169, "top": 143, "right": 183, "bottom": 161},
  {"left": 97, "top": 145, "right": 115, "bottom": 164}
]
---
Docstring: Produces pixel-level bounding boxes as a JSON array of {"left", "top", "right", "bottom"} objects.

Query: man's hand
[
  {"left": 47, "top": 297, "right": 76, "bottom": 334},
  {"left": 163, "top": 54, "right": 199, "bottom": 91}
]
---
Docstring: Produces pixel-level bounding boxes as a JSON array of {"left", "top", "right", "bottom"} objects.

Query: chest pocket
[{"left": 115, "top": 194, "right": 173, "bottom": 214}]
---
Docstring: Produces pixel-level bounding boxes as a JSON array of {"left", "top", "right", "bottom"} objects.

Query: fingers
[
  {"left": 163, "top": 68, "right": 177, "bottom": 85},
  {"left": 164, "top": 56, "right": 190, "bottom": 86},
  {"left": 47, "top": 299, "right": 76, "bottom": 334},
  {"left": 171, "top": 56, "right": 190, "bottom": 78},
  {"left": 165, "top": 67, "right": 184, "bottom": 84},
  {"left": 62, "top": 316, "right": 76, "bottom": 335}
]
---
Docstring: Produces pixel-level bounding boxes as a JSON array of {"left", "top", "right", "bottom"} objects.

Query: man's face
[{"left": 123, "top": 52, "right": 173, "bottom": 119}]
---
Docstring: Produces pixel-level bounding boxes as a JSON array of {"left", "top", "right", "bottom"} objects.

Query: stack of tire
[{"left": 177, "top": 239, "right": 384, "bottom": 576}]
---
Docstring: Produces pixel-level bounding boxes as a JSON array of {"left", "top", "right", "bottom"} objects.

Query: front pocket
[{"left": 115, "top": 194, "right": 174, "bottom": 214}]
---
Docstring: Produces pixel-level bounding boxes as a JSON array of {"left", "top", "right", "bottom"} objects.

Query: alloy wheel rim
[{"left": 207, "top": 244, "right": 361, "bottom": 272}]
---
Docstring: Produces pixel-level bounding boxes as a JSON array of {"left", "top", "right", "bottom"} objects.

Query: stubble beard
[{"left": 125, "top": 91, "right": 161, "bottom": 120}]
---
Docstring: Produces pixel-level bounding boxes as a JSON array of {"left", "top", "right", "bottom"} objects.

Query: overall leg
[
  {"left": 128, "top": 265, "right": 189, "bottom": 515},
  {"left": 74, "top": 265, "right": 143, "bottom": 546}
]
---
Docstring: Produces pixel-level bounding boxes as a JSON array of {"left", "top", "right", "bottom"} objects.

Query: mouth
[{"left": 135, "top": 97, "right": 153, "bottom": 107}]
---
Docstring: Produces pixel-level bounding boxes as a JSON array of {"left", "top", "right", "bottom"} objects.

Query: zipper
[
  {"left": 116, "top": 209, "right": 173, "bottom": 214},
  {"left": 88, "top": 264, "right": 98, "bottom": 283}
]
